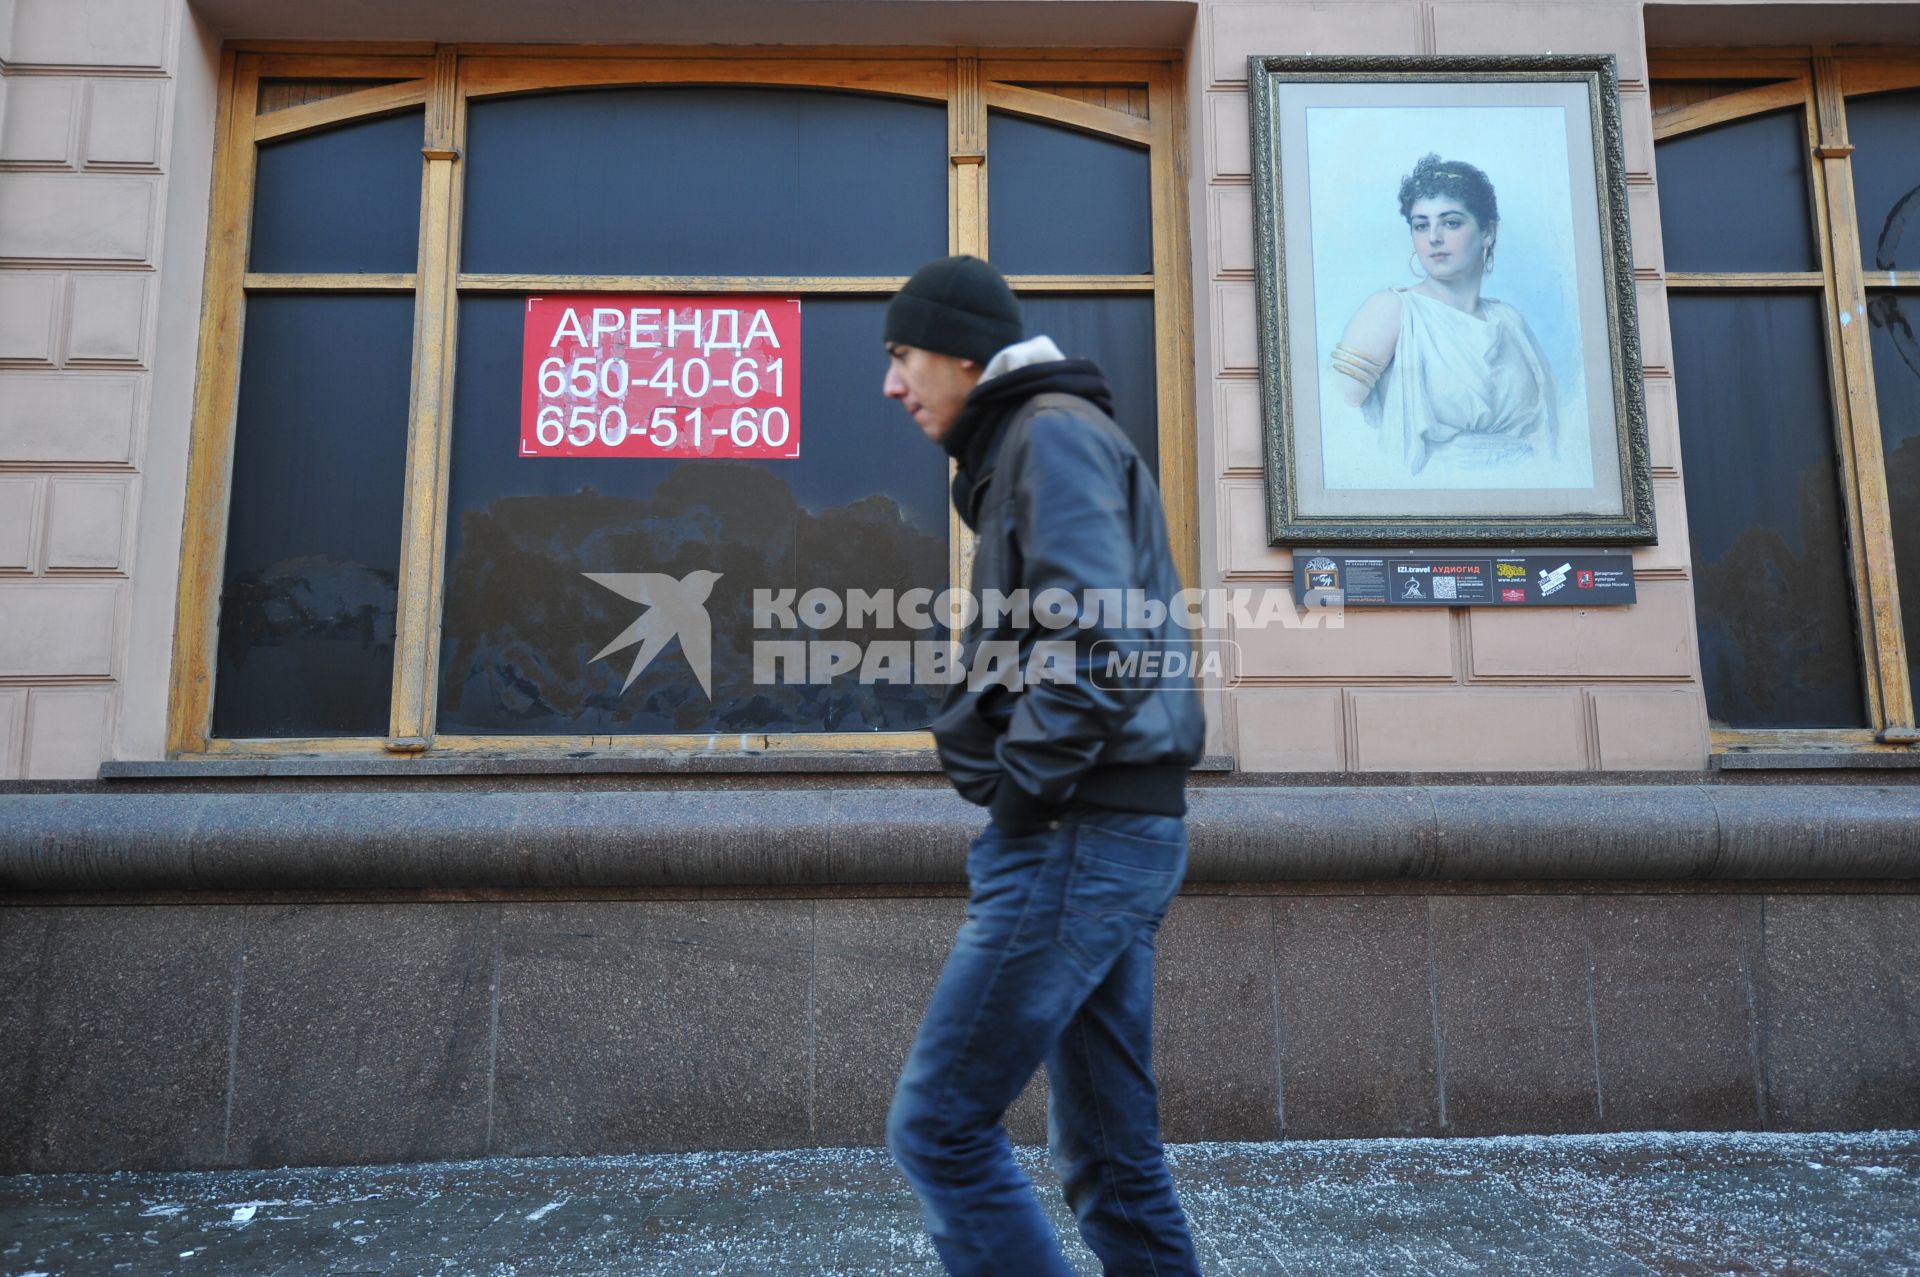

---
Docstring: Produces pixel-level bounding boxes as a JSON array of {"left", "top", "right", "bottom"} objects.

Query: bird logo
[{"left": 583, "top": 569, "right": 723, "bottom": 698}]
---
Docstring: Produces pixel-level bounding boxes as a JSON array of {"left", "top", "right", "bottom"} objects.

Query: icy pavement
[{"left": 3, "top": 1130, "right": 1919, "bottom": 1275}]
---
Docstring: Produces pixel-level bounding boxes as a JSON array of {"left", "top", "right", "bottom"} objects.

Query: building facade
[{"left": 1, "top": 0, "right": 1917, "bottom": 1173}]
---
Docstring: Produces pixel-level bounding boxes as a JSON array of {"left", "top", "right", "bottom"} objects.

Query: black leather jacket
[{"left": 931, "top": 358, "right": 1205, "bottom": 832}]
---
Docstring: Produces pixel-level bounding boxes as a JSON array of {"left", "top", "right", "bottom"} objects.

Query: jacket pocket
[{"left": 931, "top": 695, "right": 1003, "bottom": 805}]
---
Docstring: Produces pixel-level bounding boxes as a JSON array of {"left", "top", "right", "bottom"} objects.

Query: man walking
[{"left": 880, "top": 254, "right": 1205, "bottom": 1276}]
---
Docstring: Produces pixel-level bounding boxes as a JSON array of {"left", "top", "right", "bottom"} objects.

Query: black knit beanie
[{"left": 883, "top": 255, "right": 1023, "bottom": 364}]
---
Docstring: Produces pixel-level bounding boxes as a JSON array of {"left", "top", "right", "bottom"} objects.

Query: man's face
[{"left": 883, "top": 343, "right": 980, "bottom": 444}]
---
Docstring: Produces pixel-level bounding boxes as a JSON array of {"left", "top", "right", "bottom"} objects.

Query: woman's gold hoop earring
[{"left": 1408, "top": 251, "right": 1428, "bottom": 280}]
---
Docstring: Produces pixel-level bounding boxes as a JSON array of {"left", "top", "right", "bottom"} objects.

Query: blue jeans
[{"left": 886, "top": 807, "right": 1200, "bottom": 1277}]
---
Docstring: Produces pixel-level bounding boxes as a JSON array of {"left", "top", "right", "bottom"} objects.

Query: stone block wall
[
  {"left": 0, "top": 0, "right": 183, "bottom": 777},
  {"left": 1192, "top": 0, "right": 1710, "bottom": 774},
  {"left": 3, "top": 0, "right": 1725, "bottom": 778},
  {"left": 5, "top": 887, "right": 1917, "bottom": 1173}
]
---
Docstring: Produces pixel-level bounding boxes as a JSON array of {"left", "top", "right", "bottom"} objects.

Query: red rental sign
[{"left": 520, "top": 294, "right": 801, "bottom": 460}]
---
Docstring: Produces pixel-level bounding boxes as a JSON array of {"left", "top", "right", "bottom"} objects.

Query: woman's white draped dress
[{"left": 1362, "top": 286, "right": 1559, "bottom": 476}]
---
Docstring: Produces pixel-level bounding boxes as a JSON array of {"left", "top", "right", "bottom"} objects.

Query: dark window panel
[
  {"left": 987, "top": 110, "right": 1153, "bottom": 276},
  {"left": 1847, "top": 90, "right": 1920, "bottom": 273},
  {"left": 1670, "top": 291, "right": 1866, "bottom": 728},
  {"left": 1654, "top": 108, "right": 1819, "bottom": 274},
  {"left": 462, "top": 89, "right": 946, "bottom": 276},
  {"left": 214, "top": 295, "right": 414, "bottom": 738},
  {"left": 436, "top": 295, "right": 949, "bottom": 736},
  {"left": 1017, "top": 295, "right": 1159, "bottom": 477},
  {"left": 1868, "top": 290, "right": 1920, "bottom": 702},
  {"left": 249, "top": 109, "right": 423, "bottom": 274}
]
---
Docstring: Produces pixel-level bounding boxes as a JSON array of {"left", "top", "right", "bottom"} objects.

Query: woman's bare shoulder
[{"left": 1338, "top": 289, "right": 1404, "bottom": 359}]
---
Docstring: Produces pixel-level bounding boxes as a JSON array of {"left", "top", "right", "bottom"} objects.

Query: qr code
[{"left": 1433, "top": 575, "right": 1457, "bottom": 600}]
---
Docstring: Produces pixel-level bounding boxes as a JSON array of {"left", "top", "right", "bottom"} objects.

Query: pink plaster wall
[
  {"left": 13, "top": 0, "right": 1832, "bottom": 776},
  {"left": 0, "top": 0, "right": 187, "bottom": 777},
  {"left": 1191, "top": 0, "right": 1711, "bottom": 772}
]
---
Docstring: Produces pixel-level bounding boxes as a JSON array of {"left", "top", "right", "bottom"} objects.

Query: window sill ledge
[
  {"left": 8, "top": 780, "right": 1920, "bottom": 893},
  {"left": 1711, "top": 750, "right": 1920, "bottom": 771},
  {"left": 101, "top": 752, "right": 1240, "bottom": 780}
]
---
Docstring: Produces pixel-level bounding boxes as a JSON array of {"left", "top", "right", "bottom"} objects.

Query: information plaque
[
  {"left": 520, "top": 294, "right": 801, "bottom": 460},
  {"left": 1292, "top": 549, "right": 1637, "bottom": 608}
]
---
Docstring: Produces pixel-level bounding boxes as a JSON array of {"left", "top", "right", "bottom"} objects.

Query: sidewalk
[{"left": 4, "top": 1130, "right": 1918, "bottom": 1276}]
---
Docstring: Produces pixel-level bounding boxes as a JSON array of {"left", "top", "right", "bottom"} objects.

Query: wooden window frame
[
  {"left": 1652, "top": 46, "right": 1920, "bottom": 756},
  {"left": 169, "top": 43, "right": 1195, "bottom": 761}
]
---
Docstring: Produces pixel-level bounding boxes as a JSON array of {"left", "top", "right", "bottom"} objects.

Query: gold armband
[{"left": 1329, "top": 342, "right": 1383, "bottom": 392}]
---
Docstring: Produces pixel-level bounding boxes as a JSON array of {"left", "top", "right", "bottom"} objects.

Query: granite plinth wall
[{"left": 3, "top": 887, "right": 1916, "bottom": 1174}]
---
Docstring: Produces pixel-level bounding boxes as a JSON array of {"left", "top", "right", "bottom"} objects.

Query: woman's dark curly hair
[{"left": 1397, "top": 153, "right": 1499, "bottom": 227}]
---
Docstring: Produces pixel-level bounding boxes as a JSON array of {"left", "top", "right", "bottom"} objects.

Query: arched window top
[
  {"left": 250, "top": 107, "right": 424, "bottom": 274},
  {"left": 1846, "top": 88, "right": 1920, "bottom": 273},
  {"left": 1654, "top": 107, "right": 1818, "bottom": 274},
  {"left": 987, "top": 109, "right": 1152, "bottom": 276}
]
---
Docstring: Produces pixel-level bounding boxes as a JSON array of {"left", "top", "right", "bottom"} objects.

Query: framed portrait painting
[{"left": 1248, "top": 55, "right": 1656, "bottom": 544}]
